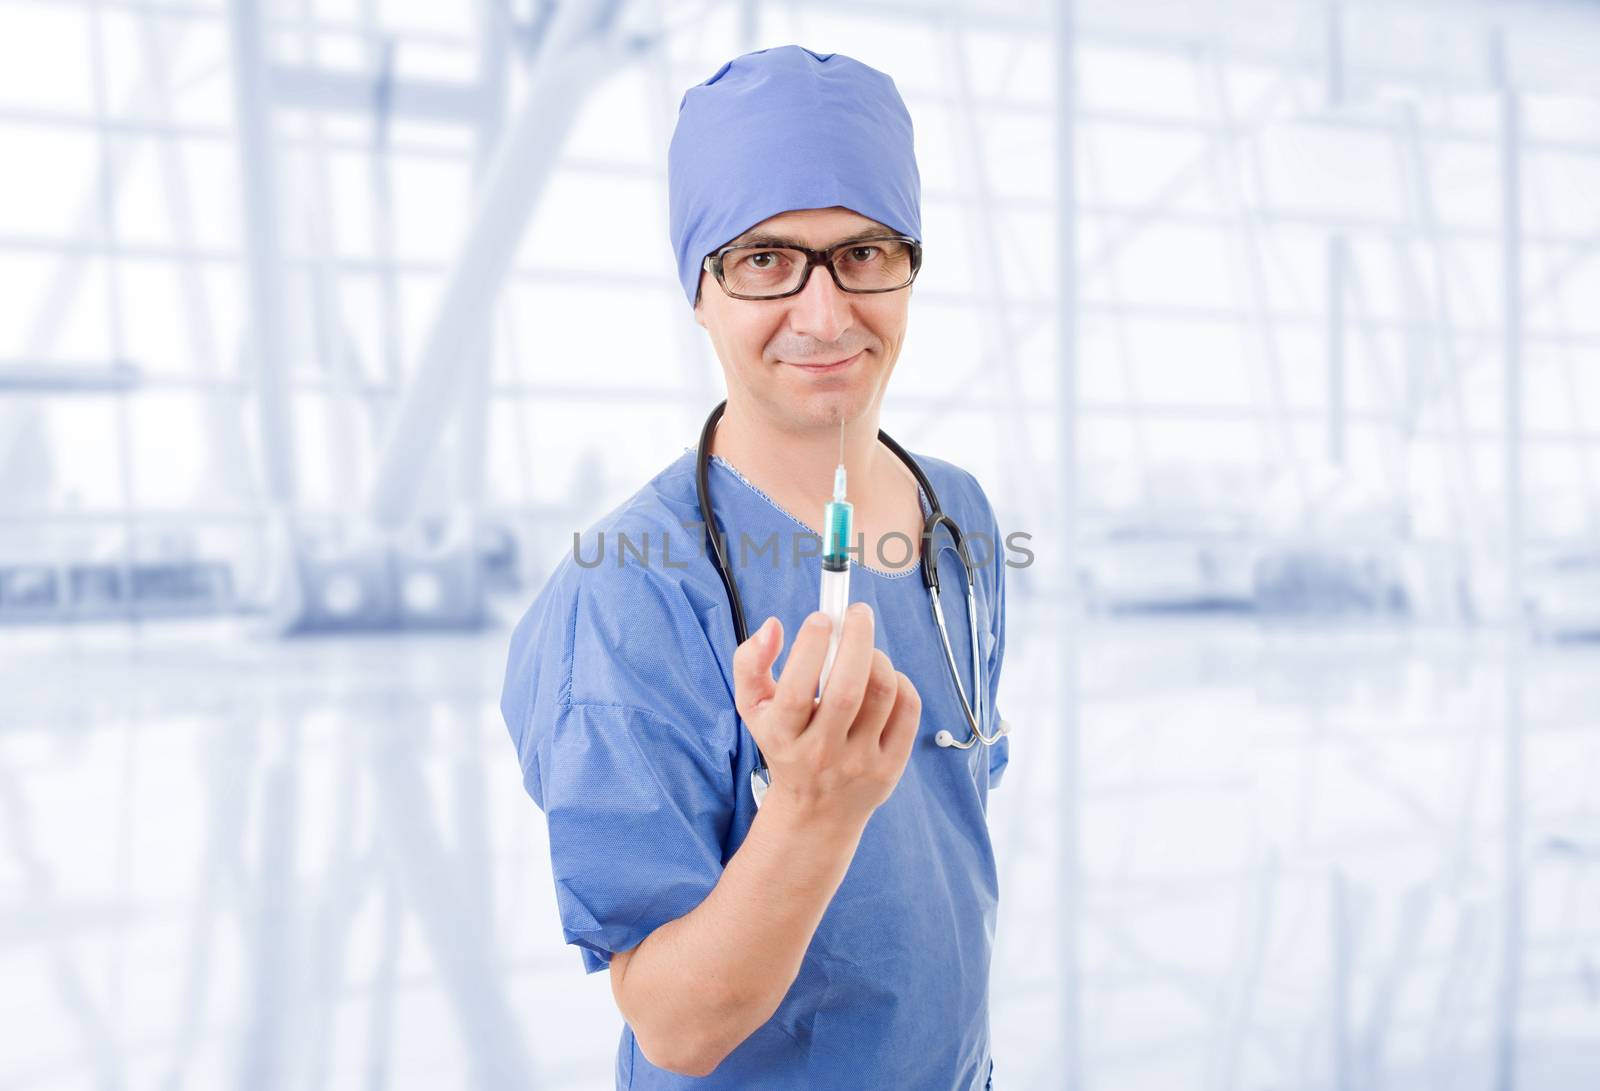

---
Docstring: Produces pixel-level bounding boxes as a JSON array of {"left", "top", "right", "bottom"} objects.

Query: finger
[
  {"left": 767, "top": 611, "right": 834, "bottom": 734},
  {"left": 731, "top": 616, "right": 780, "bottom": 722},
  {"left": 813, "top": 602, "right": 876, "bottom": 736},
  {"left": 845, "top": 649, "right": 899, "bottom": 743},
  {"left": 877, "top": 672, "right": 923, "bottom": 761}
]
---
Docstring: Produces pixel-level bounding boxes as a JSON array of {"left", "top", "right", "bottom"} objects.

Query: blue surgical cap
[{"left": 667, "top": 45, "right": 922, "bottom": 308}]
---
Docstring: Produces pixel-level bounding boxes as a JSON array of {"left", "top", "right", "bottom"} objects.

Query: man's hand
[{"left": 732, "top": 603, "right": 921, "bottom": 827}]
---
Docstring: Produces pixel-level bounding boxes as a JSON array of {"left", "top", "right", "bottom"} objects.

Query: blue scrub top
[{"left": 501, "top": 445, "right": 1010, "bottom": 1090}]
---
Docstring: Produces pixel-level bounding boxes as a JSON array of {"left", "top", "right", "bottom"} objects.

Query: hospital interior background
[{"left": 4, "top": 0, "right": 1599, "bottom": 1087}]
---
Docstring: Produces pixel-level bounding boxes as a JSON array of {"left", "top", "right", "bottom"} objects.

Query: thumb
[{"left": 732, "top": 616, "right": 781, "bottom": 716}]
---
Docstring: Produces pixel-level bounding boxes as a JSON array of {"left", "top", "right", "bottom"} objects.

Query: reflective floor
[{"left": 3, "top": 604, "right": 1598, "bottom": 1089}]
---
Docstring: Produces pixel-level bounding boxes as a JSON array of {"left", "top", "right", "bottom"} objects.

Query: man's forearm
[{"left": 610, "top": 787, "right": 867, "bottom": 1076}]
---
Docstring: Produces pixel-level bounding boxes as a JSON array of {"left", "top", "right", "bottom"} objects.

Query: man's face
[{"left": 693, "top": 206, "right": 912, "bottom": 432}]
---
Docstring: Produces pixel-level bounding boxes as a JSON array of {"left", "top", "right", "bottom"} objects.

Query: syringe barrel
[
  {"left": 823, "top": 498, "right": 853, "bottom": 571},
  {"left": 817, "top": 565, "right": 851, "bottom": 695}
]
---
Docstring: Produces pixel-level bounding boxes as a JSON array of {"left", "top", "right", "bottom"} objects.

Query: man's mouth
[{"left": 781, "top": 349, "right": 864, "bottom": 373}]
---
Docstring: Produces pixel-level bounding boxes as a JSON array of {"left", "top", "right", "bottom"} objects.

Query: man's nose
[{"left": 786, "top": 262, "right": 853, "bottom": 344}]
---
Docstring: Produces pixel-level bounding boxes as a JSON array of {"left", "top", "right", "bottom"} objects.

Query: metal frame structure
[{"left": 5, "top": 0, "right": 1596, "bottom": 625}]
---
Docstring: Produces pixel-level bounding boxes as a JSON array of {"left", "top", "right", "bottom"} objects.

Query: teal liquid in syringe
[{"left": 817, "top": 458, "right": 853, "bottom": 694}]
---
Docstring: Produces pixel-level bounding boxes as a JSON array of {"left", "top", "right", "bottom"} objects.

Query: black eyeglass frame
[{"left": 700, "top": 234, "right": 924, "bottom": 301}]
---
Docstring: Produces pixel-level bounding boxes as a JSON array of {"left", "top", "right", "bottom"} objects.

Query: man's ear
[{"left": 693, "top": 290, "right": 706, "bottom": 329}]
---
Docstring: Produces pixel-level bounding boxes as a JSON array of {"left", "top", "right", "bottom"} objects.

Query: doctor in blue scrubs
[{"left": 500, "top": 45, "right": 1011, "bottom": 1089}]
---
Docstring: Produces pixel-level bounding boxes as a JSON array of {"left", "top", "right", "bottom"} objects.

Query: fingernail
[
  {"left": 807, "top": 612, "right": 831, "bottom": 631},
  {"left": 851, "top": 602, "right": 872, "bottom": 620}
]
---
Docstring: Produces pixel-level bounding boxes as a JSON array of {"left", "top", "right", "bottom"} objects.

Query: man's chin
[{"left": 782, "top": 388, "right": 874, "bottom": 431}]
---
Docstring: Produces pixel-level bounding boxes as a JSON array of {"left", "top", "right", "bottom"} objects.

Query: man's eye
[
  {"left": 742, "top": 251, "right": 783, "bottom": 269},
  {"left": 845, "top": 246, "right": 881, "bottom": 263}
]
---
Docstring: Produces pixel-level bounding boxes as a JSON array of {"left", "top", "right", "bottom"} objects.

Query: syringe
[{"left": 817, "top": 422, "right": 853, "bottom": 695}]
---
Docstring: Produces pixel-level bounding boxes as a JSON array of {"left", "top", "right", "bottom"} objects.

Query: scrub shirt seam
[
  {"left": 703, "top": 451, "right": 932, "bottom": 580},
  {"left": 558, "top": 586, "right": 578, "bottom": 710},
  {"left": 560, "top": 695, "right": 680, "bottom": 722},
  {"left": 558, "top": 696, "right": 737, "bottom": 780}
]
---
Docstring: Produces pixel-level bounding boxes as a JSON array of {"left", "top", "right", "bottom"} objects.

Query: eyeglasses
[{"left": 702, "top": 234, "right": 923, "bottom": 301}]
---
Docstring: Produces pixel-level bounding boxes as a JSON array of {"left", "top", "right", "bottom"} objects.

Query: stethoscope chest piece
[{"left": 934, "top": 718, "right": 1012, "bottom": 750}]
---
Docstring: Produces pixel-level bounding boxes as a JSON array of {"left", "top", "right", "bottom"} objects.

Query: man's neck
[{"left": 708, "top": 399, "right": 895, "bottom": 522}]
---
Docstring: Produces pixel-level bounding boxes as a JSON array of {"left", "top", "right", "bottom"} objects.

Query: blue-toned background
[{"left": 3, "top": 0, "right": 1598, "bottom": 1087}]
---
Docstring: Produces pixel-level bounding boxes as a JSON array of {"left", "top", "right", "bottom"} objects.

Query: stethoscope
[{"left": 695, "top": 401, "right": 1009, "bottom": 803}]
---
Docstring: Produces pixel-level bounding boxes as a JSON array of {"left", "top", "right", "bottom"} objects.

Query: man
[{"left": 501, "top": 45, "right": 1010, "bottom": 1089}]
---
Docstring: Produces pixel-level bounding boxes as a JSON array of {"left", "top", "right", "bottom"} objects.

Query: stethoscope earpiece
[{"left": 934, "top": 730, "right": 956, "bottom": 748}]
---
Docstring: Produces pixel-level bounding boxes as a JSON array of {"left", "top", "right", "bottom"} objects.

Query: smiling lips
[{"left": 783, "top": 349, "right": 864, "bottom": 372}]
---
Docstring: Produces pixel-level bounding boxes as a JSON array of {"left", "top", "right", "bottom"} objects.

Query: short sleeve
[
  {"left": 544, "top": 701, "right": 736, "bottom": 971},
  {"left": 500, "top": 553, "right": 739, "bottom": 973}
]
